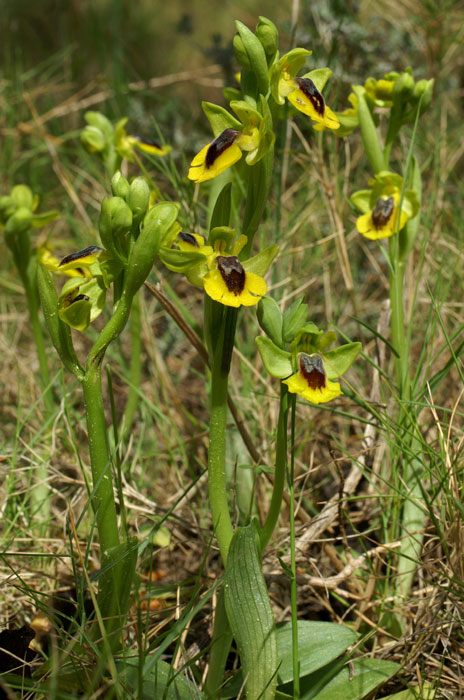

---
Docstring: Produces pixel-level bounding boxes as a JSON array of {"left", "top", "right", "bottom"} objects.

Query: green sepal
[
  {"left": 202, "top": 102, "right": 241, "bottom": 138},
  {"left": 224, "top": 521, "right": 278, "bottom": 700},
  {"left": 231, "top": 96, "right": 275, "bottom": 166},
  {"left": 282, "top": 296, "right": 308, "bottom": 343},
  {"left": 123, "top": 202, "right": 179, "bottom": 298},
  {"left": 350, "top": 189, "right": 371, "bottom": 214},
  {"left": 95, "top": 257, "right": 124, "bottom": 289},
  {"left": 30, "top": 210, "right": 60, "bottom": 228},
  {"left": 243, "top": 243, "right": 278, "bottom": 276},
  {"left": 37, "top": 264, "right": 83, "bottom": 378},
  {"left": 318, "top": 331, "right": 337, "bottom": 350},
  {"left": 0, "top": 195, "right": 16, "bottom": 222},
  {"left": 301, "top": 67, "right": 332, "bottom": 93},
  {"left": 257, "top": 297, "right": 283, "bottom": 347},
  {"left": 208, "top": 225, "right": 236, "bottom": 250},
  {"left": 256, "top": 336, "right": 292, "bottom": 378},
  {"left": 352, "top": 85, "right": 386, "bottom": 173},
  {"left": 256, "top": 16, "right": 279, "bottom": 64},
  {"left": 322, "top": 342, "right": 362, "bottom": 380},
  {"left": 114, "top": 117, "right": 133, "bottom": 160},
  {"left": 159, "top": 246, "right": 206, "bottom": 273},
  {"left": 234, "top": 20, "right": 269, "bottom": 96},
  {"left": 58, "top": 276, "right": 106, "bottom": 331}
]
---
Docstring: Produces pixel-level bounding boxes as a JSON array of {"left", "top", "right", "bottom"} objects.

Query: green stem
[
  {"left": 122, "top": 291, "right": 142, "bottom": 440},
  {"left": 204, "top": 587, "right": 233, "bottom": 699},
  {"left": 288, "top": 393, "right": 300, "bottom": 698},
  {"left": 388, "top": 258, "right": 407, "bottom": 398},
  {"left": 21, "top": 263, "right": 54, "bottom": 414},
  {"left": 207, "top": 305, "right": 238, "bottom": 565},
  {"left": 260, "top": 383, "right": 288, "bottom": 551}
]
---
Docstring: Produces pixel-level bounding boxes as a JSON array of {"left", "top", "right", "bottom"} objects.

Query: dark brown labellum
[
  {"left": 178, "top": 232, "right": 199, "bottom": 247},
  {"left": 371, "top": 196, "right": 394, "bottom": 229},
  {"left": 59, "top": 246, "right": 104, "bottom": 267},
  {"left": 132, "top": 135, "right": 162, "bottom": 150},
  {"left": 299, "top": 353, "right": 326, "bottom": 390},
  {"left": 216, "top": 255, "right": 245, "bottom": 295},
  {"left": 71, "top": 294, "right": 90, "bottom": 305},
  {"left": 205, "top": 128, "right": 240, "bottom": 168},
  {"left": 295, "top": 78, "right": 325, "bottom": 116}
]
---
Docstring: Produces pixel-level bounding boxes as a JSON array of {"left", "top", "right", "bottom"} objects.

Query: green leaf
[
  {"left": 257, "top": 296, "right": 283, "bottom": 347},
  {"left": 380, "top": 684, "right": 437, "bottom": 700},
  {"left": 210, "top": 182, "right": 232, "bottom": 230},
  {"left": 223, "top": 620, "right": 358, "bottom": 699},
  {"left": 303, "top": 658, "right": 399, "bottom": 700},
  {"left": 352, "top": 85, "right": 386, "bottom": 173},
  {"left": 235, "top": 20, "right": 269, "bottom": 95},
  {"left": 37, "top": 264, "right": 83, "bottom": 378},
  {"left": 323, "top": 342, "right": 362, "bottom": 380},
  {"left": 282, "top": 296, "right": 308, "bottom": 343},
  {"left": 243, "top": 243, "right": 279, "bottom": 276},
  {"left": 256, "top": 336, "right": 292, "bottom": 378},
  {"left": 202, "top": 101, "right": 241, "bottom": 138},
  {"left": 119, "top": 657, "right": 205, "bottom": 700},
  {"left": 224, "top": 522, "right": 278, "bottom": 700}
]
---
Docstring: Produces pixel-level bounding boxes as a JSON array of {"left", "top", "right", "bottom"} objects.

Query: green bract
[{"left": 257, "top": 297, "right": 283, "bottom": 347}]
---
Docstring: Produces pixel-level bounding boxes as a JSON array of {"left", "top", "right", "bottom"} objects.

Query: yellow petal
[{"left": 188, "top": 130, "right": 243, "bottom": 183}]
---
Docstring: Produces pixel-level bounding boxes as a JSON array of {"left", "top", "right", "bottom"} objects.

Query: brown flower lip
[
  {"left": 59, "top": 246, "right": 104, "bottom": 267},
  {"left": 216, "top": 255, "right": 245, "bottom": 295},
  {"left": 371, "top": 196, "right": 394, "bottom": 229},
  {"left": 178, "top": 232, "right": 199, "bottom": 247},
  {"left": 299, "top": 354, "right": 326, "bottom": 390},
  {"left": 132, "top": 135, "right": 162, "bottom": 149},
  {"left": 296, "top": 78, "right": 325, "bottom": 116},
  {"left": 205, "top": 129, "right": 240, "bottom": 168}
]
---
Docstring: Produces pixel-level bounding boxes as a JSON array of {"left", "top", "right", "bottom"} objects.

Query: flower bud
[
  {"left": 11, "top": 184, "right": 34, "bottom": 210},
  {"left": 80, "top": 125, "right": 106, "bottom": 153},
  {"left": 0, "top": 195, "right": 15, "bottom": 223},
  {"left": 127, "top": 177, "right": 150, "bottom": 224},
  {"left": 256, "top": 17, "right": 278, "bottom": 62},
  {"left": 393, "top": 71, "right": 415, "bottom": 101},
  {"left": 233, "top": 33, "right": 252, "bottom": 70},
  {"left": 413, "top": 78, "right": 434, "bottom": 112},
  {"left": 99, "top": 196, "right": 133, "bottom": 257},
  {"left": 111, "top": 171, "right": 130, "bottom": 199},
  {"left": 123, "top": 202, "right": 178, "bottom": 298},
  {"left": 5, "top": 206, "right": 33, "bottom": 235}
]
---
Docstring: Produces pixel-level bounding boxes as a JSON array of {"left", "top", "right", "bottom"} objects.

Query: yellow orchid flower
[
  {"left": 283, "top": 353, "right": 341, "bottom": 404},
  {"left": 203, "top": 254, "right": 267, "bottom": 308},
  {"left": 188, "top": 128, "right": 260, "bottom": 183}
]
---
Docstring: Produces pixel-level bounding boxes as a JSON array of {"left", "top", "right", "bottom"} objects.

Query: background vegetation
[{"left": 1, "top": 0, "right": 463, "bottom": 698}]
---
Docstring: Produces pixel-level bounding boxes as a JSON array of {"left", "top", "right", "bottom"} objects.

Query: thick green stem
[
  {"left": 21, "top": 265, "right": 54, "bottom": 414},
  {"left": 82, "top": 368, "right": 121, "bottom": 557},
  {"left": 205, "top": 587, "right": 233, "bottom": 699},
  {"left": 288, "top": 393, "right": 300, "bottom": 699},
  {"left": 122, "top": 291, "right": 142, "bottom": 440},
  {"left": 260, "top": 384, "right": 288, "bottom": 551},
  {"left": 207, "top": 305, "right": 238, "bottom": 566}
]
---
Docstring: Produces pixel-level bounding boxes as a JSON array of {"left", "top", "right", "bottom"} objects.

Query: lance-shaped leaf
[
  {"left": 352, "top": 85, "right": 386, "bottom": 173},
  {"left": 224, "top": 522, "right": 278, "bottom": 700},
  {"left": 234, "top": 20, "right": 269, "bottom": 95},
  {"left": 282, "top": 296, "right": 309, "bottom": 343},
  {"left": 37, "top": 264, "right": 83, "bottom": 378}
]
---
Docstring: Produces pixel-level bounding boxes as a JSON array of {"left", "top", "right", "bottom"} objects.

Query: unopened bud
[
  {"left": 256, "top": 17, "right": 278, "bottom": 61},
  {"left": 111, "top": 171, "right": 130, "bottom": 199}
]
